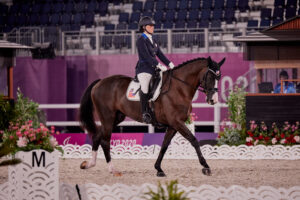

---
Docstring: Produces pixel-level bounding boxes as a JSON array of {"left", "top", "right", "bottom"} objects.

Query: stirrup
[{"left": 142, "top": 113, "right": 152, "bottom": 124}]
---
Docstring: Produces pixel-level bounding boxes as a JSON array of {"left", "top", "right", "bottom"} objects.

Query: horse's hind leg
[
  {"left": 174, "top": 121, "right": 211, "bottom": 176},
  {"left": 154, "top": 127, "right": 177, "bottom": 177}
]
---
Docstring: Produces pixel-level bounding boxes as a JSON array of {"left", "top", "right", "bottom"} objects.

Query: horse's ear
[
  {"left": 218, "top": 57, "right": 226, "bottom": 67},
  {"left": 207, "top": 56, "right": 212, "bottom": 65}
]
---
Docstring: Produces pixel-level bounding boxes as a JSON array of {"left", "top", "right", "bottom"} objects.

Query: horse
[{"left": 79, "top": 56, "right": 225, "bottom": 177}]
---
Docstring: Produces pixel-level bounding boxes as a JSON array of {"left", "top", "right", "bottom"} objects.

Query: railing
[{"left": 39, "top": 102, "right": 228, "bottom": 133}]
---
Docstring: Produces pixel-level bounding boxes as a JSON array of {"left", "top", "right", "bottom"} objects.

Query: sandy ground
[{"left": 1, "top": 159, "right": 300, "bottom": 188}]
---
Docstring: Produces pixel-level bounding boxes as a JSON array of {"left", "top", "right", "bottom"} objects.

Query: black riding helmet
[{"left": 138, "top": 16, "right": 155, "bottom": 32}]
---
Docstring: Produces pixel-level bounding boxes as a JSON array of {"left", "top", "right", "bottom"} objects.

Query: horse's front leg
[
  {"left": 173, "top": 121, "right": 211, "bottom": 176},
  {"left": 154, "top": 127, "right": 177, "bottom": 177}
]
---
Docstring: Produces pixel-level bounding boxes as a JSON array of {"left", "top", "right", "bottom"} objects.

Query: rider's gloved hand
[
  {"left": 168, "top": 62, "right": 175, "bottom": 69},
  {"left": 156, "top": 63, "right": 168, "bottom": 72}
]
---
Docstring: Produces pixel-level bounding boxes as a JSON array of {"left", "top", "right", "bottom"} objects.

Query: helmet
[
  {"left": 138, "top": 16, "right": 155, "bottom": 32},
  {"left": 279, "top": 70, "right": 288, "bottom": 79}
]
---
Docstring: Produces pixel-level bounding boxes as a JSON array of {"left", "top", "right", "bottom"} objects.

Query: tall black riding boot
[{"left": 139, "top": 91, "right": 152, "bottom": 124}]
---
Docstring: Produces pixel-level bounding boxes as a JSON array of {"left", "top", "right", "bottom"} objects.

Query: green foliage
[
  {"left": 143, "top": 180, "right": 190, "bottom": 200},
  {"left": 0, "top": 95, "right": 15, "bottom": 131},
  {"left": 217, "top": 86, "right": 247, "bottom": 145}
]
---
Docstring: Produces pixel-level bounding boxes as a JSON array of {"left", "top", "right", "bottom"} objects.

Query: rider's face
[{"left": 145, "top": 25, "right": 154, "bottom": 34}]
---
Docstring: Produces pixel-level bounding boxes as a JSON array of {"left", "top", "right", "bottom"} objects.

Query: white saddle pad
[{"left": 126, "top": 71, "right": 163, "bottom": 102}]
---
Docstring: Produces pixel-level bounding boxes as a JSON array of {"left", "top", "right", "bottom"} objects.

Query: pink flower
[
  {"left": 9, "top": 135, "right": 14, "bottom": 140},
  {"left": 280, "top": 139, "right": 286, "bottom": 144},
  {"left": 246, "top": 137, "right": 253, "bottom": 142},
  {"left": 271, "top": 138, "right": 277, "bottom": 145},
  {"left": 50, "top": 137, "right": 58, "bottom": 147},
  {"left": 294, "top": 136, "right": 300, "bottom": 143},
  {"left": 17, "top": 137, "right": 28, "bottom": 147},
  {"left": 254, "top": 140, "right": 259, "bottom": 146}
]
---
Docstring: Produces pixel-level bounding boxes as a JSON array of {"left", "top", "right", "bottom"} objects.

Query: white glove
[
  {"left": 156, "top": 63, "right": 168, "bottom": 72},
  {"left": 169, "top": 62, "right": 175, "bottom": 69}
]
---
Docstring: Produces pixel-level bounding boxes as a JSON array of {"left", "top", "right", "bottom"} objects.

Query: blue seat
[
  {"left": 76, "top": 3, "right": 86, "bottom": 13},
  {"left": 260, "top": 19, "right": 270, "bottom": 28},
  {"left": 272, "top": 19, "right": 282, "bottom": 25},
  {"left": 144, "top": 0, "right": 154, "bottom": 11},
  {"left": 154, "top": 11, "right": 164, "bottom": 23},
  {"left": 224, "top": 9, "right": 235, "bottom": 23},
  {"left": 40, "top": 14, "right": 50, "bottom": 25},
  {"left": 70, "top": 24, "right": 80, "bottom": 31},
  {"left": 0, "top": 4, "right": 9, "bottom": 14},
  {"left": 128, "top": 22, "right": 138, "bottom": 30},
  {"left": 119, "top": 12, "right": 129, "bottom": 23},
  {"left": 104, "top": 24, "right": 115, "bottom": 31},
  {"left": 7, "top": 15, "right": 16, "bottom": 26},
  {"left": 51, "top": 3, "right": 63, "bottom": 13},
  {"left": 274, "top": 0, "right": 285, "bottom": 8},
  {"left": 165, "top": 10, "right": 175, "bottom": 22},
  {"left": 99, "top": 1, "right": 108, "bottom": 16},
  {"left": 214, "top": 0, "right": 224, "bottom": 9},
  {"left": 154, "top": 22, "right": 161, "bottom": 29},
  {"left": 238, "top": 0, "right": 249, "bottom": 12},
  {"left": 50, "top": 13, "right": 60, "bottom": 25},
  {"left": 286, "top": 0, "right": 297, "bottom": 8},
  {"left": 199, "top": 20, "right": 209, "bottom": 28},
  {"left": 64, "top": 2, "right": 75, "bottom": 13},
  {"left": 130, "top": 12, "right": 141, "bottom": 23},
  {"left": 163, "top": 21, "right": 173, "bottom": 29},
  {"left": 177, "top": 10, "right": 187, "bottom": 21},
  {"left": 3, "top": 26, "right": 13, "bottom": 33},
  {"left": 285, "top": 7, "right": 296, "bottom": 19},
  {"left": 29, "top": 14, "right": 39, "bottom": 25},
  {"left": 202, "top": 0, "right": 213, "bottom": 10},
  {"left": 73, "top": 13, "right": 83, "bottom": 25},
  {"left": 133, "top": 1, "right": 143, "bottom": 12},
  {"left": 19, "top": 4, "right": 30, "bottom": 14},
  {"left": 142, "top": 11, "right": 153, "bottom": 18},
  {"left": 61, "top": 13, "right": 72, "bottom": 25},
  {"left": 116, "top": 23, "right": 127, "bottom": 30},
  {"left": 42, "top": 3, "right": 51, "bottom": 14},
  {"left": 189, "top": 0, "right": 200, "bottom": 10},
  {"left": 187, "top": 20, "right": 197, "bottom": 28},
  {"left": 9, "top": 4, "right": 20, "bottom": 15},
  {"left": 155, "top": 1, "right": 165, "bottom": 11},
  {"left": 85, "top": 12, "right": 94, "bottom": 27},
  {"left": 210, "top": 20, "right": 221, "bottom": 28},
  {"left": 273, "top": 7, "right": 284, "bottom": 20},
  {"left": 167, "top": 1, "right": 177, "bottom": 10},
  {"left": 247, "top": 20, "right": 258, "bottom": 29},
  {"left": 87, "top": 1, "right": 99, "bottom": 13},
  {"left": 212, "top": 9, "right": 223, "bottom": 20},
  {"left": 175, "top": 21, "right": 185, "bottom": 29},
  {"left": 16, "top": 14, "right": 27, "bottom": 27},
  {"left": 226, "top": 0, "right": 237, "bottom": 9},
  {"left": 31, "top": 4, "right": 41, "bottom": 14},
  {"left": 261, "top": 8, "right": 272, "bottom": 20},
  {"left": 188, "top": 10, "right": 199, "bottom": 21},
  {"left": 178, "top": 0, "right": 188, "bottom": 10},
  {"left": 201, "top": 9, "right": 211, "bottom": 21},
  {"left": 0, "top": 15, "right": 6, "bottom": 26}
]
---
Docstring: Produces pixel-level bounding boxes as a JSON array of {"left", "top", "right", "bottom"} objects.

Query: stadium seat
[
  {"left": 202, "top": 0, "right": 213, "bottom": 10},
  {"left": 177, "top": 10, "right": 187, "bottom": 21},
  {"left": 19, "top": 4, "right": 30, "bottom": 15},
  {"left": 40, "top": 14, "right": 50, "bottom": 26},
  {"left": 247, "top": 20, "right": 258, "bottom": 29},
  {"left": 64, "top": 2, "right": 75, "bottom": 14},
  {"left": 133, "top": 1, "right": 143, "bottom": 12},
  {"left": 128, "top": 22, "right": 138, "bottom": 30},
  {"left": 155, "top": 1, "right": 166, "bottom": 11},
  {"left": 238, "top": 0, "right": 249, "bottom": 12},
  {"left": 212, "top": 9, "right": 223, "bottom": 21},
  {"left": 273, "top": 7, "right": 284, "bottom": 20},
  {"left": 188, "top": 10, "right": 200, "bottom": 21},
  {"left": 261, "top": 8, "right": 272, "bottom": 20},
  {"left": 154, "top": 11, "right": 164, "bottom": 23},
  {"left": 178, "top": 0, "right": 188, "bottom": 10},
  {"left": 76, "top": 3, "right": 86, "bottom": 13},
  {"left": 31, "top": 4, "right": 41, "bottom": 14},
  {"left": 84, "top": 12, "right": 94, "bottom": 27},
  {"left": 211, "top": 20, "right": 221, "bottom": 28},
  {"left": 70, "top": 24, "right": 80, "bottom": 31},
  {"left": 214, "top": 0, "right": 224, "bottom": 9},
  {"left": 274, "top": 0, "right": 285, "bottom": 8},
  {"left": 167, "top": 1, "right": 177, "bottom": 10},
  {"left": 165, "top": 10, "right": 176, "bottom": 22},
  {"left": 119, "top": 13, "right": 129, "bottom": 23},
  {"left": 273, "top": 18, "right": 283, "bottom": 25},
  {"left": 286, "top": 0, "right": 297, "bottom": 8},
  {"left": 42, "top": 3, "right": 51, "bottom": 14},
  {"left": 130, "top": 12, "right": 141, "bottom": 23},
  {"left": 154, "top": 22, "right": 161, "bottom": 29},
  {"left": 285, "top": 7, "right": 297, "bottom": 19},
  {"left": 99, "top": 1, "right": 108, "bottom": 16},
  {"left": 61, "top": 13, "right": 72, "bottom": 25},
  {"left": 226, "top": 0, "right": 237, "bottom": 9},
  {"left": 175, "top": 21, "right": 186, "bottom": 29},
  {"left": 0, "top": 4, "right": 9, "bottom": 14},
  {"left": 9, "top": 4, "right": 20, "bottom": 15},
  {"left": 7, "top": 14, "right": 16, "bottom": 27},
  {"left": 144, "top": 0, "right": 154, "bottom": 11},
  {"left": 260, "top": 19, "right": 271, "bottom": 27},
  {"left": 51, "top": 3, "right": 63, "bottom": 13},
  {"left": 189, "top": 0, "right": 200, "bottom": 10},
  {"left": 29, "top": 14, "right": 39, "bottom": 25},
  {"left": 16, "top": 14, "right": 28, "bottom": 27},
  {"left": 201, "top": 9, "right": 211, "bottom": 21},
  {"left": 187, "top": 20, "right": 197, "bottom": 28},
  {"left": 163, "top": 21, "right": 173, "bottom": 29},
  {"left": 224, "top": 9, "right": 235, "bottom": 23},
  {"left": 73, "top": 13, "right": 84, "bottom": 25},
  {"left": 199, "top": 20, "right": 209, "bottom": 28},
  {"left": 50, "top": 13, "right": 61, "bottom": 25},
  {"left": 104, "top": 24, "right": 115, "bottom": 32},
  {"left": 142, "top": 11, "right": 153, "bottom": 18},
  {"left": 87, "top": 1, "right": 99, "bottom": 13},
  {"left": 116, "top": 23, "right": 127, "bottom": 30}
]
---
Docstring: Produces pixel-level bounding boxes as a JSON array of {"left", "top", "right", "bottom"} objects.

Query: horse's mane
[{"left": 172, "top": 57, "right": 207, "bottom": 71}]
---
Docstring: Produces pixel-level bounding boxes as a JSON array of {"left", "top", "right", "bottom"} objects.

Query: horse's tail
[{"left": 79, "top": 79, "right": 101, "bottom": 135}]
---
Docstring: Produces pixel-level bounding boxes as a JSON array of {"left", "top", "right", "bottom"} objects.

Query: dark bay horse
[{"left": 79, "top": 56, "right": 225, "bottom": 177}]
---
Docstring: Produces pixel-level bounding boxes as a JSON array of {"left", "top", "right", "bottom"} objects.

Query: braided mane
[{"left": 172, "top": 57, "right": 207, "bottom": 71}]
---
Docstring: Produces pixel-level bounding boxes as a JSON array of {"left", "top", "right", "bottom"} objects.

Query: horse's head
[{"left": 201, "top": 56, "right": 225, "bottom": 105}]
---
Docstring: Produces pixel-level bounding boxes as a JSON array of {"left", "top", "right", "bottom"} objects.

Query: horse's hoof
[
  {"left": 157, "top": 171, "right": 166, "bottom": 177},
  {"left": 113, "top": 172, "right": 123, "bottom": 177},
  {"left": 80, "top": 161, "right": 88, "bottom": 169},
  {"left": 202, "top": 167, "right": 212, "bottom": 176}
]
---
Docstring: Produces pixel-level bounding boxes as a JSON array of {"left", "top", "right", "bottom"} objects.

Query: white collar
[{"left": 144, "top": 32, "right": 153, "bottom": 43}]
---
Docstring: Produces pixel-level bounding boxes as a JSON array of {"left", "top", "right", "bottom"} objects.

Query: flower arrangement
[
  {"left": 245, "top": 121, "right": 300, "bottom": 146},
  {"left": 185, "top": 113, "right": 197, "bottom": 125},
  {"left": 1, "top": 120, "right": 63, "bottom": 154}
]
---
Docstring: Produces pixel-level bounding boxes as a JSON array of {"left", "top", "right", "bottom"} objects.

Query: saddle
[{"left": 126, "top": 70, "right": 163, "bottom": 102}]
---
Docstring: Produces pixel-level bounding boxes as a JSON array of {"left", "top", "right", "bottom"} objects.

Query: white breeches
[{"left": 137, "top": 73, "right": 152, "bottom": 93}]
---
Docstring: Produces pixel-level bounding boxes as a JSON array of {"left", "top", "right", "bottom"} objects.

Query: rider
[{"left": 136, "top": 16, "right": 175, "bottom": 123}]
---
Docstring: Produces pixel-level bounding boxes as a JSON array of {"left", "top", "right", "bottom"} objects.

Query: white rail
[{"left": 39, "top": 103, "right": 227, "bottom": 133}]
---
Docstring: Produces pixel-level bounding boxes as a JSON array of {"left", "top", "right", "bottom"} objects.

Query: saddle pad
[{"left": 126, "top": 71, "right": 163, "bottom": 102}]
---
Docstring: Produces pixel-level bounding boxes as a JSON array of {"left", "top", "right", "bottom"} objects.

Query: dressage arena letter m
[{"left": 32, "top": 151, "right": 46, "bottom": 167}]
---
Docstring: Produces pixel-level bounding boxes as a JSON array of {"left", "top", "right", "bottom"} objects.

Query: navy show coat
[{"left": 135, "top": 33, "right": 171, "bottom": 75}]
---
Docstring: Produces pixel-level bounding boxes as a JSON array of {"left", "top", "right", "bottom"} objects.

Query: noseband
[{"left": 199, "top": 68, "right": 221, "bottom": 94}]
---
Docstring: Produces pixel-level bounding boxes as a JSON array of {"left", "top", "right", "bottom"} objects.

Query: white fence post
[
  {"left": 204, "top": 28, "right": 209, "bottom": 52},
  {"left": 131, "top": 30, "right": 135, "bottom": 54},
  {"left": 96, "top": 31, "right": 100, "bottom": 54},
  {"left": 214, "top": 103, "right": 221, "bottom": 133},
  {"left": 167, "top": 29, "right": 172, "bottom": 53}
]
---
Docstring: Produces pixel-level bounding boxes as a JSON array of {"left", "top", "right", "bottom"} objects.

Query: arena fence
[{"left": 39, "top": 102, "right": 227, "bottom": 133}]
